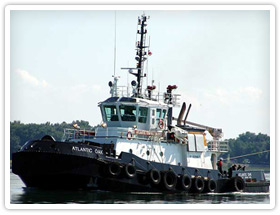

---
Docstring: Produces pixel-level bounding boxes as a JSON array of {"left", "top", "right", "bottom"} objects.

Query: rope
[{"left": 226, "top": 150, "right": 270, "bottom": 161}]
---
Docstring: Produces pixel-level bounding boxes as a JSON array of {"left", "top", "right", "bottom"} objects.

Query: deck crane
[{"left": 172, "top": 102, "right": 223, "bottom": 140}]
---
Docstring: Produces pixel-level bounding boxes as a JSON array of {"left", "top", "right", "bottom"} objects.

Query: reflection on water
[{"left": 10, "top": 173, "right": 270, "bottom": 204}]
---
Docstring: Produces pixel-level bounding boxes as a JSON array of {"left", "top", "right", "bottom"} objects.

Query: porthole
[
  {"left": 160, "top": 152, "right": 163, "bottom": 157},
  {"left": 146, "top": 150, "right": 150, "bottom": 156}
]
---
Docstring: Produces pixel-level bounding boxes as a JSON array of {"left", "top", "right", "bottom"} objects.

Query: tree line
[
  {"left": 10, "top": 120, "right": 95, "bottom": 158},
  {"left": 223, "top": 132, "right": 270, "bottom": 165},
  {"left": 10, "top": 121, "right": 270, "bottom": 165}
]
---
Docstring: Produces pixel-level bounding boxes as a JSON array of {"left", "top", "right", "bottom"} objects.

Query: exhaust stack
[
  {"left": 177, "top": 102, "right": 186, "bottom": 126},
  {"left": 183, "top": 104, "right": 192, "bottom": 126}
]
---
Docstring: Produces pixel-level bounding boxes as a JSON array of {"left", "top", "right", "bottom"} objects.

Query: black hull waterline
[{"left": 12, "top": 140, "right": 269, "bottom": 193}]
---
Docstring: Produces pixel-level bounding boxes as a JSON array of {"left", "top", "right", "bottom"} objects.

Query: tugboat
[{"left": 12, "top": 14, "right": 269, "bottom": 193}]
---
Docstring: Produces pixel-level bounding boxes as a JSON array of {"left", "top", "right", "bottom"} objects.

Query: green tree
[{"left": 224, "top": 132, "right": 270, "bottom": 165}]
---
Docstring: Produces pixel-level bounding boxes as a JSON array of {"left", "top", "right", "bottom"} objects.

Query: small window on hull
[{"left": 119, "top": 105, "right": 136, "bottom": 121}]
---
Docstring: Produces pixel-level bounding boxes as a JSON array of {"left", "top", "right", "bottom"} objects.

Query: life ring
[
  {"left": 107, "top": 162, "right": 121, "bottom": 177},
  {"left": 162, "top": 170, "right": 177, "bottom": 190},
  {"left": 124, "top": 163, "right": 136, "bottom": 179},
  {"left": 191, "top": 176, "right": 205, "bottom": 193},
  {"left": 178, "top": 174, "right": 192, "bottom": 191},
  {"left": 203, "top": 179, "right": 217, "bottom": 193},
  {"left": 227, "top": 176, "right": 245, "bottom": 192},
  {"left": 127, "top": 131, "right": 133, "bottom": 140},
  {"left": 148, "top": 169, "right": 161, "bottom": 185},
  {"left": 158, "top": 120, "right": 164, "bottom": 129}
]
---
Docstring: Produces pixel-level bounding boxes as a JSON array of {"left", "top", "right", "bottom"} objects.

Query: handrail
[
  {"left": 113, "top": 86, "right": 181, "bottom": 106},
  {"left": 62, "top": 128, "right": 227, "bottom": 153}
]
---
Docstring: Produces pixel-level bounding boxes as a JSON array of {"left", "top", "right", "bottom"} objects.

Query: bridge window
[
  {"left": 119, "top": 105, "right": 136, "bottom": 121},
  {"left": 156, "top": 109, "right": 162, "bottom": 124},
  {"left": 162, "top": 109, "right": 167, "bottom": 118},
  {"left": 103, "top": 105, "right": 119, "bottom": 121},
  {"left": 138, "top": 107, "right": 148, "bottom": 123},
  {"left": 156, "top": 109, "right": 162, "bottom": 118}
]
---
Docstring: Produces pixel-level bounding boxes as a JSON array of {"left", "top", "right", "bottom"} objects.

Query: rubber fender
[
  {"left": 162, "top": 170, "right": 177, "bottom": 191},
  {"left": 231, "top": 176, "right": 245, "bottom": 192},
  {"left": 178, "top": 174, "right": 192, "bottom": 191},
  {"left": 204, "top": 179, "right": 217, "bottom": 193},
  {"left": 107, "top": 162, "right": 121, "bottom": 177},
  {"left": 191, "top": 176, "right": 205, "bottom": 193},
  {"left": 41, "top": 135, "right": 56, "bottom": 141},
  {"left": 124, "top": 163, "right": 136, "bottom": 179},
  {"left": 148, "top": 169, "right": 161, "bottom": 185}
]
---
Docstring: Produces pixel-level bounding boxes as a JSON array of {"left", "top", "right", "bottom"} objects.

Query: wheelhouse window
[
  {"left": 162, "top": 109, "right": 167, "bottom": 118},
  {"left": 156, "top": 109, "right": 162, "bottom": 118},
  {"left": 103, "top": 105, "right": 119, "bottom": 122},
  {"left": 119, "top": 105, "right": 136, "bottom": 121},
  {"left": 156, "top": 109, "right": 162, "bottom": 124},
  {"left": 138, "top": 107, "right": 148, "bottom": 123}
]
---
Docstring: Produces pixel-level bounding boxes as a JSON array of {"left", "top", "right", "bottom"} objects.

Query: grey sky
[{"left": 10, "top": 10, "right": 270, "bottom": 139}]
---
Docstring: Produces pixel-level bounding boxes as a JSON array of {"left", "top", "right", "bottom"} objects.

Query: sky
[{"left": 10, "top": 9, "right": 270, "bottom": 139}]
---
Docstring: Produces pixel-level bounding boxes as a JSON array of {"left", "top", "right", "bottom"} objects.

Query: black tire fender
[
  {"left": 204, "top": 179, "right": 217, "bottom": 193},
  {"left": 232, "top": 176, "right": 245, "bottom": 192},
  {"left": 107, "top": 162, "right": 121, "bottom": 177},
  {"left": 162, "top": 170, "right": 177, "bottom": 190},
  {"left": 178, "top": 174, "right": 192, "bottom": 191},
  {"left": 192, "top": 176, "right": 205, "bottom": 193},
  {"left": 148, "top": 169, "right": 161, "bottom": 185},
  {"left": 41, "top": 135, "right": 56, "bottom": 141},
  {"left": 124, "top": 163, "right": 136, "bottom": 179}
]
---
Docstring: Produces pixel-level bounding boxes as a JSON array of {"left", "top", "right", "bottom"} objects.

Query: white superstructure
[{"left": 62, "top": 13, "right": 228, "bottom": 170}]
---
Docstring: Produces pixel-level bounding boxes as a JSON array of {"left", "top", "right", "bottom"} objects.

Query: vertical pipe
[
  {"left": 177, "top": 102, "right": 186, "bottom": 126},
  {"left": 167, "top": 107, "right": 173, "bottom": 127}
]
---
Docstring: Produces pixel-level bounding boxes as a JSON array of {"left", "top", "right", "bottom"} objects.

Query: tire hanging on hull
[
  {"left": 226, "top": 176, "right": 245, "bottom": 192},
  {"left": 148, "top": 169, "right": 161, "bottom": 185},
  {"left": 123, "top": 163, "right": 136, "bottom": 179},
  {"left": 191, "top": 176, "right": 205, "bottom": 193},
  {"left": 107, "top": 162, "right": 122, "bottom": 177},
  {"left": 177, "top": 174, "right": 192, "bottom": 192},
  {"left": 203, "top": 179, "right": 217, "bottom": 193},
  {"left": 161, "top": 170, "right": 177, "bottom": 191}
]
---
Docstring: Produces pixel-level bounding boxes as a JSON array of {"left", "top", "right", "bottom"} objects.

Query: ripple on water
[{"left": 10, "top": 173, "right": 270, "bottom": 204}]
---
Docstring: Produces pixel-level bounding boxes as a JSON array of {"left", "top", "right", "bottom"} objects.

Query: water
[{"left": 10, "top": 173, "right": 270, "bottom": 204}]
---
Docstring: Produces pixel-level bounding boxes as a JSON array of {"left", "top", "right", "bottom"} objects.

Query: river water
[{"left": 10, "top": 172, "right": 270, "bottom": 204}]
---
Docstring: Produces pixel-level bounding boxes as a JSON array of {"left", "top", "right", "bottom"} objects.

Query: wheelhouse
[{"left": 99, "top": 97, "right": 168, "bottom": 131}]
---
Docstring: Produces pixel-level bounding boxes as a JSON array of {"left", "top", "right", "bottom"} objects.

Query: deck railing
[
  {"left": 114, "top": 86, "right": 181, "bottom": 107},
  {"left": 62, "top": 128, "right": 95, "bottom": 141},
  {"left": 62, "top": 128, "right": 229, "bottom": 153}
]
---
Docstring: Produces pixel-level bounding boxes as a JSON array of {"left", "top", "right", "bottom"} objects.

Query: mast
[
  {"left": 135, "top": 14, "right": 147, "bottom": 96},
  {"left": 120, "top": 14, "right": 152, "bottom": 98},
  {"left": 121, "top": 14, "right": 149, "bottom": 97}
]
